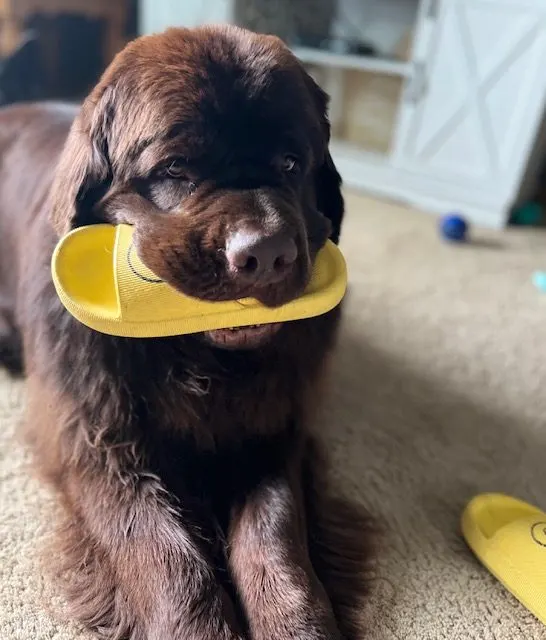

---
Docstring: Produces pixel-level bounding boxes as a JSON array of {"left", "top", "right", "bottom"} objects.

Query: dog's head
[{"left": 49, "top": 25, "right": 344, "bottom": 348}]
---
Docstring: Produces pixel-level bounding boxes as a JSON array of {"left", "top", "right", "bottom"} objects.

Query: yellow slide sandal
[
  {"left": 462, "top": 493, "right": 546, "bottom": 625},
  {"left": 51, "top": 224, "right": 347, "bottom": 338}
]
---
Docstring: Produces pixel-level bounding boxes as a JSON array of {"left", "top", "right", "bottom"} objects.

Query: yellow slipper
[
  {"left": 51, "top": 224, "right": 347, "bottom": 338},
  {"left": 462, "top": 493, "right": 546, "bottom": 625}
]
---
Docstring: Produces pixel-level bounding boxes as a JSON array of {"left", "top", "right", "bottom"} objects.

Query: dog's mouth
[{"left": 204, "top": 322, "right": 283, "bottom": 349}]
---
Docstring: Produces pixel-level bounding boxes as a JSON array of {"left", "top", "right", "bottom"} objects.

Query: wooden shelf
[{"left": 291, "top": 46, "right": 411, "bottom": 77}]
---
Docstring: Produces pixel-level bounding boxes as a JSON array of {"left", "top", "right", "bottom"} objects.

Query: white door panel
[{"left": 393, "top": 0, "right": 546, "bottom": 210}]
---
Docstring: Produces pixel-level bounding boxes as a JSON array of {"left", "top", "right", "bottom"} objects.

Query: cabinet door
[{"left": 393, "top": 0, "right": 546, "bottom": 209}]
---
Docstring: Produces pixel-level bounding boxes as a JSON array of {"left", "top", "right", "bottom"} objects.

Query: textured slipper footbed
[{"left": 462, "top": 493, "right": 546, "bottom": 626}]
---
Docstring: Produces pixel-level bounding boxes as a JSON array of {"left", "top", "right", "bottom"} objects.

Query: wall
[
  {"left": 138, "top": 0, "right": 234, "bottom": 35},
  {"left": 138, "top": 0, "right": 418, "bottom": 51}
]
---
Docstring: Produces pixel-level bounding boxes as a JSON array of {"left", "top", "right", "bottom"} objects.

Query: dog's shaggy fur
[{"left": 0, "top": 25, "right": 373, "bottom": 639}]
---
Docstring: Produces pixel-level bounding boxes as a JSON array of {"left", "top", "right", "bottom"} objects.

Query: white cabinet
[
  {"left": 391, "top": 0, "right": 546, "bottom": 227},
  {"left": 139, "top": 0, "right": 546, "bottom": 228}
]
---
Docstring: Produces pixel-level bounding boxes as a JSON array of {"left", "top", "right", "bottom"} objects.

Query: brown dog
[{"left": 0, "top": 26, "right": 372, "bottom": 640}]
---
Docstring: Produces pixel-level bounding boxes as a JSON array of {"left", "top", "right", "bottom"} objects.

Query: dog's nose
[{"left": 226, "top": 230, "right": 298, "bottom": 285}]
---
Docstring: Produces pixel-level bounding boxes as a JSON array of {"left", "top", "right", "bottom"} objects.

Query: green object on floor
[{"left": 510, "top": 202, "right": 543, "bottom": 226}]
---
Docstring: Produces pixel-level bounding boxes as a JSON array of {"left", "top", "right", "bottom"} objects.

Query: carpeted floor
[{"left": 2, "top": 192, "right": 546, "bottom": 639}]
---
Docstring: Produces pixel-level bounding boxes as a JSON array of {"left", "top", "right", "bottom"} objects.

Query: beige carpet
[{"left": 2, "top": 192, "right": 546, "bottom": 639}]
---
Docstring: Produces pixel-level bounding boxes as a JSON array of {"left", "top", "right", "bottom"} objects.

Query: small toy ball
[
  {"left": 532, "top": 271, "right": 546, "bottom": 293},
  {"left": 439, "top": 213, "right": 469, "bottom": 242}
]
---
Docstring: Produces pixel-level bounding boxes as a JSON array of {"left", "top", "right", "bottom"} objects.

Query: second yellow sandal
[{"left": 462, "top": 493, "right": 546, "bottom": 626}]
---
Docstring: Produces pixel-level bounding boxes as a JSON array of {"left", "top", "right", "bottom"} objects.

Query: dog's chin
[
  {"left": 204, "top": 322, "right": 283, "bottom": 350},
  {"left": 191, "top": 266, "right": 310, "bottom": 349}
]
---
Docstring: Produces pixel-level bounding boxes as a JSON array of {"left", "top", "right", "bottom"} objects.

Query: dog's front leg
[
  {"left": 61, "top": 462, "right": 245, "bottom": 640},
  {"left": 228, "top": 460, "right": 341, "bottom": 640}
]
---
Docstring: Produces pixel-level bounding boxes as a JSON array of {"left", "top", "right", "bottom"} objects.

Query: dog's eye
[
  {"left": 281, "top": 155, "right": 299, "bottom": 173},
  {"left": 160, "top": 159, "right": 188, "bottom": 179}
]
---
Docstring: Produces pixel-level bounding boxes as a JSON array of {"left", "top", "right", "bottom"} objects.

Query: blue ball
[{"left": 440, "top": 214, "right": 468, "bottom": 242}]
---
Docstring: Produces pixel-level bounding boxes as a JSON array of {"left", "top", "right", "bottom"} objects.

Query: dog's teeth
[{"left": 223, "top": 325, "right": 263, "bottom": 332}]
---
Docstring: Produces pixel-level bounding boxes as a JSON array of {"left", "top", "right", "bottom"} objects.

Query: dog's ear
[
  {"left": 303, "top": 71, "right": 344, "bottom": 245},
  {"left": 49, "top": 89, "right": 113, "bottom": 236},
  {"left": 314, "top": 147, "right": 344, "bottom": 245}
]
